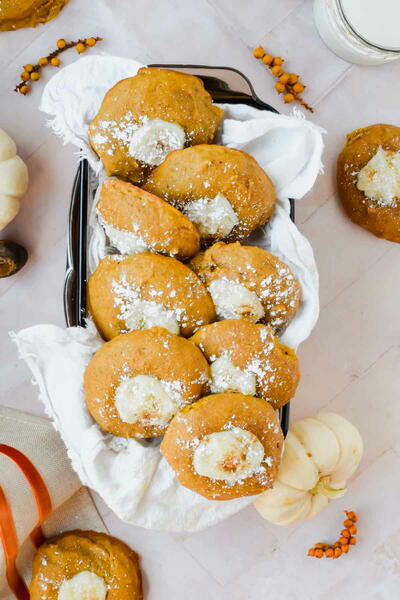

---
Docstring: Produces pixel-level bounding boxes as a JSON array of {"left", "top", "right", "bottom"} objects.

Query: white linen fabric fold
[
  {"left": 11, "top": 323, "right": 254, "bottom": 532},
  {"left": 220, "top": 103, "right": 324, "bottom": 201},
  {"left": 12, "top": 54, "right": 324, "bottom": 531}
]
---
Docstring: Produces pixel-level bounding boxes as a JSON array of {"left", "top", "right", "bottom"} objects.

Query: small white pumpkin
[
  {"left": 254, "top": 412, "right": 363, "bottom": 525},
  {"left": 0, "top": 128, "right": 28, "bottom": 231}
]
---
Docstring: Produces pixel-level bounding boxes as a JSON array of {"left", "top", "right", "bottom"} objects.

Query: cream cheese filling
[
  {"left": 210, "top": 355, "right": 256, "bottom": 396},
  {"left": 100, "top": 217, "right": 149, "bottom": 255},
  {"left": 357, "top": 146, "right": 400, "bottom": 207},
  {"left": 184, "top": 194, "right": 239, "bottom": 238},
  {"left": 128, "top": 118, "right": 185, "bottom": 166},
  {"left": 115, "top": 374, "right": 181, "bottom": 428},
  {"left": 208, "top": 278, "right": 264, "bottom": 323},
  {"left": 123, "top": 298, "right": 180, "bottom": 335},
  {"left": 193, "top": 427, "right": 265, "bottom": 484},
  {"left": 58, "top": 571, "right": 107, "bottom": 600}
]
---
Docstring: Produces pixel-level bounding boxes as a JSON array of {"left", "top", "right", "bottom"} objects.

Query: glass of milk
[{"left": 314, "top": 0, "right": 400, "bottom": 64}]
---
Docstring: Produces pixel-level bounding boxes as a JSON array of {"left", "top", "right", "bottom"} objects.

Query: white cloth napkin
[
  {"left": 11, "top": 323, "right": 254, "bottom": 532},
  {"left": 12, "top": 55, "right": 324, "bottom": 532}
]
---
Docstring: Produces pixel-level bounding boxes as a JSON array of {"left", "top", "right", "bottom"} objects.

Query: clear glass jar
[{"left": 314, "top": 0, "right": 400, "bottom": 65}]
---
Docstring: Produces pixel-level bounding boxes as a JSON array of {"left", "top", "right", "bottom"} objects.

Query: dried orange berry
[
  {"left": 262, "top": 54, "right": 273, "bottom": 65},
  {"left": 314, "top": 549, "right": 324, "bottom": 558},
  {"left": 349, "top": 537, "right": 357, "bottom": 545},
  {"left": 278, "top": 73, "right": 290, "bottom": 84},
  {"left": 341, "top": 544, "right": 349, "bottom": 553},
  {"left": 24, "top": 64, "right": 34, "bottom": 73},
  {"left": 272, "top": 56, "right": 284, "bottom": 66},
  {"left": 19, "top": 85, "right": 30, "bottom": 95},
  {"left": 349, "top": 525, "right": 357, "bottom": 535},
  {"left": 38, "top": 57, "right": 48, "bottom": 66},
  {"left": 325, "top": 548, "right": 334, "bottom": 557},
  {"left": 345, "top": 511, "right": 358, "bottom": 522},
  {"left": 51, "top": 57, "right": 61, "bottom": 66},
  {"left": 271, "top": 65, "right": 283, "bottom": 77},
  {"left": 308, "top": 548, "right": 315, "bottom": 557},
  {"left": 314, "top": 543, "right": 324, "bottom": 549},
  {"left": 57, "top": 38, "right": 67, "bottom": 49},
  {"left": 21, "top": 71, "right": 30, "bottom": 81},
  {"left": 293, "top": 82, "right": 305, "bottom": 93},
  {"left": 334, "top": 547, "right": 342, "bottom": 558},
  {"left": 341, "top": 529, "right": 351, "bottom": 538},
  {"left": 288, "top": 73, "right": 299, "bottom": 84},
  {"left": 275, "top": 82, "right": 285, "bottom": 93},
  {"left": 75, "top": 42, "right": 86, "bottom": 54},
  {"left": 344, "top": 519, "right": 353, "bottom": 528},
  {"left": 31, "top": 72, "right": 40, "bottom": 81},
  {"left": 253, "top": 46, "right": 265, "bottom": 59},
  {"left": 284, "top": 93, "right": 295, "bottom": 104},
  {"left": 338, "top": 537, "right": 348, "bottom": 545},
  {"left": 86, "top": 37, "right": 97, "bottom": 47}
]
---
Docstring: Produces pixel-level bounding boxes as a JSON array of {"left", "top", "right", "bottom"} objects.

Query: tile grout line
[
  {"left": 253, "top": 0, "right": 307, "bottom": 46},
  {"left": 179, "top": 537, "right": 249, "bottom": 590},
  {"left": 318, "top": 243, "right": 395, "bottom": 313},
  {"left": 299, "top": 191, "right": 336, "bottom": 226},
  {"left": 313, "top": 63, "right": 355, "bottom": 107},
  {"left": 204, "top": 0, "right": 306, "bottom": 51},
  {"left": 316, "top": 343, "right": 398, "bottom": 411}
]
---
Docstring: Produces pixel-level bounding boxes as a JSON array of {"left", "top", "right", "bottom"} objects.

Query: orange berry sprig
[
  {"left": 15, "top": 36, "right": 102, "bottom": 95},
  {"left": 253, "top": 46, "right": 313, "bottom": 113},
  {"left": 307, "top": 510, "right": 358, "bottom": 559}
]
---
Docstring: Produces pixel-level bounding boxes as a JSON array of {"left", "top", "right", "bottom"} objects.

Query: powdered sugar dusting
[
  {"left": 357, "top": 146, "right": 400, "bottom": 208},
  {"left": 184, "top": 194, "right": 239, "bottom": 238},
  {"left": 112, "top": 276, "right": 180, "bottom": 334},
  {"left": 192, "top": 427, "right": 265, "bottom": 485}
]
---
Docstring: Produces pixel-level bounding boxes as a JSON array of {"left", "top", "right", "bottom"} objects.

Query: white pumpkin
[
  {"left": 254, "top": 412, "right": 363, "bottom": 525},
  {"left": 0, "top": 128, "right": 28, "bottom": 231}
]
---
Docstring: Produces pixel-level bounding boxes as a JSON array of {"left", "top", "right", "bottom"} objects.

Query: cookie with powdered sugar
[
  {"left": 189, "top": 242, "right": 301, "bottom": 333},
  {"left": 89, "top": 68, "right": 223, "bottom": 184},
  {"left": 337, "top": 123, "right": 400, "bottom": 243},
  {"left": 191, "top": 319, "right": 300, "bottom": 409},
  {"left": 96, "top": 178, "right": 200, "bottom": 259},
  {"left": 160, "top": 392, "right": 283, "bottom": 500},
  {"left": 144, "top": 144, "right": 276, "bottom": 244},
  {"left": 88, "top": 253, "right": 216, "bottom": 340},
  {"left": 30, "top": 530, "right": 142, "bottom": 600},
  {"left": 84, "top": 327, "right": 210, "bottom": 438}
]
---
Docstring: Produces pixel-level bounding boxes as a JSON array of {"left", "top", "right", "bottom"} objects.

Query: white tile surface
[
  {"left": 181, "top": 508, "right": 278, "bottom": 586},
  {"left": 1, "top": 1, "right": 399, "bottom": 598},
  {"left": 258, "top": 1, "right": 350, "bottom": 104},
  {"left": 208, "top": 0, "right": 304, "bottom": 46}
]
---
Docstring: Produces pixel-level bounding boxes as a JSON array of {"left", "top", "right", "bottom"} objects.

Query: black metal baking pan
[{"left": 64, "top": 65, "right": 294, "bottom": 436}]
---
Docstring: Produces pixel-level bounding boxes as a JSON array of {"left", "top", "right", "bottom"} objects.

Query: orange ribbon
[
  {"left": 0, "top": 486, "right": 29, "bottom": 599},
  {"left": 0, "top": 444, "right": 52, "bottom": 599}
]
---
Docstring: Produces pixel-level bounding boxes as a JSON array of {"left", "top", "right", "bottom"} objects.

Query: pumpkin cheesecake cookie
[
  {"left": 30, "top": 530, "right": 142, "bottom": 599},
  {"left": 89, "top": 68, "right": 223, "bottom": 183},
  {"left": 0, "top": 0, "right": 68, "bottom": 31},
  {"left": 161, "top": 392, "right": 283, "bottom": 500},
  {"left": 337, "top": 123, "right": 400, "bottom": 243},
  {"left": 88, "top": 253, "right": 216, "bottom": 340},
  {"left": 190, "top": 242, "right": 301, "bottom": 332},
  {"left": 190, "top": 319, "right": 299, "bottom": 409},
  {"left": 84, "top": 327, "right": 210, "bottom": 438},
  {"left": 96, "top": 178, "right": 200, "bottom": 259},
  {"left": 144, "top": 144, "right": 276, "bottom": 244}
]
